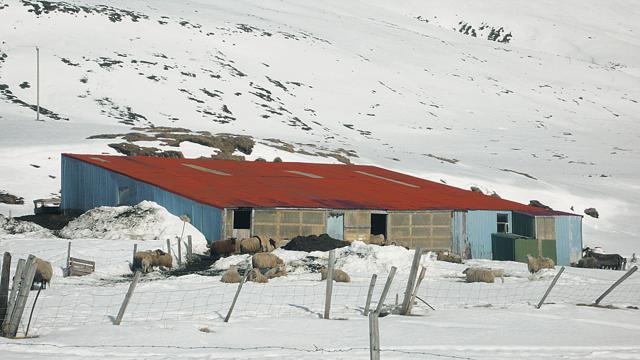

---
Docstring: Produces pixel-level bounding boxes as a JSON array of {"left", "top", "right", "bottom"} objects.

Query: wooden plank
[
  {"left": 3, "top": 258, "right": 25, "bottom": 335},
  {"left": 369, "top": 312, "right": 380, "bottom": 360},
  {"left": 595, "top": 265, "right": 638, "bottom": 305},
  {"left": 187, "top": 236, "right": 193, "bottom": 258},
  {"left": 225, "top": 269, "right": 251, "bottom": 323},
  {"left": 324, "top": 250, "right": 336, "bottom": 319},
  {"left": 69, "top": 257, "right": 95, "bottom": 266},
  {"left": 114, "top": 271, "right": 141, "bottom": 325},
  {"left": 66, "top": 241, "right": 71, "bottom": 276},
  {"left": 5, "top": 255, "right": 38, "bottom": 337},
  {"left": 536, "top": 266, "right": 565, "bottom": 309},
  {"left": 401, "top": 246, "right": 422, "bottom": 315},
  {"left": 364, "top": 274, "right": 377, "bottom": 316},
  {"left": 132, "top": 244, "right": 137, "bottom": 265},
  {"left": 406, "top": 266, "right": 427, "bottom": 314},
  {"left": 0, "top": 252, "right": 11, "bottom": 327},
  {"left": 375, "top": 266, "right": 397, "bottom": 315},
  {"left": 177, "top": 236, "right": 182, "bottom": 266}
]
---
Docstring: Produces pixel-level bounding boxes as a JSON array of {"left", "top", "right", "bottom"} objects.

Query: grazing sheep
[
  {"left": 247, "top": 268, "right": 268, "bottom": 283},
  {"left": 527, "top": 254, "right": 555, "bottom": 274},
  {"left": 320, "top": 268, "right": 351, "bottom": 283},
  {"left": 252, "top": 252, "right": 284, "bottom": 269},
  {"left": 264, "top": 264, "right": 287, "bottom": 279},
  {"left": 240, "top": 236, "right": 263, "bottom": 254},
  {"left": 133, "top": 251, "right": 155, "bottom": 273},
  {"left": 369, "top": 234, "right": 386, "bottom": 245},
  {"left": 32, "top": 258, "right": 53, "bottom": 289},
  {"left": 462, "top": 267, "right": 502, "bottom": 283},
  {"left": 221, "top": 265, "right": 242, "bottom": 283},
  {"left": 152, "top": 249, "right": 172, "bottom": 268},
  {"left": 210, "top": 238, "right": 237, "bottom": 259}
]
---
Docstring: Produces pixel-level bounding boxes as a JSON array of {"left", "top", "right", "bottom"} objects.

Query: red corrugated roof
[{"left": 63, "top": 154, "right": 573, "bottom": 216}]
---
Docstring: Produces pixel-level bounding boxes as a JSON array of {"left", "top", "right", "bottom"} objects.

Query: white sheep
[
  {"left": 320, "top": 268, "right": 351, "bottom": 283},
  {"left": 264, "top": 264, "right": 287, "bottom": 279},
  {"left": 32, "top": 258, "right": 53, "bottom": 289},
  {"left": 252, "top": 252, "right": 284, "bottom": 269},
  {"left": 527, "top": 254, "right": 555, "bottom": 273},
  {"left": 247, "top": 268, "right": 268, "bottom": 283},
  {"left": 462, "top": 267, "right": 503, "bottom": 283},
  {"left": 240, "top": 236, "right": 263, "bottom": 254},
  {"left": 221, "top": 265, "right": 242, "bottom": 283}
]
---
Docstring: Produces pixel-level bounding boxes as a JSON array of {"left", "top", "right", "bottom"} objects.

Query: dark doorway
[
  {"left": 233, "top": 209, "right": 252, "bottom": 229},
  {"left": 370, "top": 213, "right": 387, "bottom": 237}
]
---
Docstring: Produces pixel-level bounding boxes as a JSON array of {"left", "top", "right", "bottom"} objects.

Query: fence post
[
  {"left": 595, "top": 265, "right": 638, "bottom": 305},
  {"left": 406, "top": 266, "right": 427, "bottom": 315},
  {"left": 364, "top": 274, "right": 377, "bottom": 316},
  {"left": 66, "top": 241, "right": 71, "bottom": 276},
  {"left": 0, "top": 252, "right": 11, "bottom": 326},
  {"left": 176, "top": 236, "right": 182, "bottom": 266},
  {"left": 375, "top": 266, "right": 397, "bottom": 315},
  {"left": 132, "top": 244, "right": 137, "bottom": 264},
  {"left": 5, "top": 255, "right": 38, "bottom": 337},
  {"left": 536, "top": 266, "right": 565, "bottom": 309},
  {"left": 166, "top": 239, "right": 171, "bottom": 257},
  {"left": 114, "top": 271, "right": 141, "bottom": 325},
  {"left": 187, "top": 235, "right": 193, "bottom": 259},
  {"left": 401, "top": 247, "right": 422, "bottom": 315},
  {"left": 2, "top": 258, "right": 25, "bottom": 335},
  {"left": 225, "top": 269, "right": 251, "bottom": 323},
  {"left": 369, "top": 312, "right": 380, "bottom": 360},
  {"left": 324, "top": 250, "right": 336, "bottom": 320}
]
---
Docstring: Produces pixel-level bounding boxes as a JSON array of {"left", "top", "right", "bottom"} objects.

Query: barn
[{"left": 60, "top": 154, "right": 583, "bottom": 265}]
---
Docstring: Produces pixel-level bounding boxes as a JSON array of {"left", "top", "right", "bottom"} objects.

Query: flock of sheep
[{"left": 460, "top": 254, "right": 556, "bottom": 283}]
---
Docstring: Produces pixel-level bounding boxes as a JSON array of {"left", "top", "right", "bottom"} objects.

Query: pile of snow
[
  {"left": 59, "top": 201, "right": 208, "bottom": 254},
  {"left": 0, "top": 214, "right": 52, "bottom": 237}
]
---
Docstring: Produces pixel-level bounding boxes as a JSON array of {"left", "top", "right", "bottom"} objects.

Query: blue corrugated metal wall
[
  {"left": 555, "top": 215, "right": 583, "bottom": 266},
  {"left": 465, "top": 210, "right": 512, "bottom": 259},
  {"left": 452, "top": 211, "right": 466, "bottom": 256},
  {"left": 62, "top": 156, "right": 222, "bottom": 243}
]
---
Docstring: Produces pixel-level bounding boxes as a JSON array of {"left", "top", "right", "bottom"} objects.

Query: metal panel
[
  {"left": 555, "top": 216, "right": 583, "bottom": 266},
  {"left": 326, "top": 213, "right": 344, "bottom": 240},
  {"left": 61, "top": 156, "right": 222, "bottom": 243},
  {"left": 466, "top": 211, "right": 512, "bottom": 260},
  {"left": 512, "top": 212, "right": 535, "bottom": 237},
  {"left": 452, "top": 211, "right": 467, "bottom": 257}
]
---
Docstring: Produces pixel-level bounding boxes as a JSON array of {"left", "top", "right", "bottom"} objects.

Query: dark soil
[
  {"left": 283, "top": 234, "right": 350, "bottom": 252},
  {"left": 0, "top": 192, "right": 24, "bottom": 204},
  {"left": 16, "top": 213, "right": 77, "bottom": 230}
]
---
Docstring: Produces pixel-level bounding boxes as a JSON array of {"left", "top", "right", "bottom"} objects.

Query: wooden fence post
[
  {"left": 132, "top": 244, "right": 137, "bottom": 264},
  {"left": 166, "top": 239, "right": 171, "bottom": 257},
  {"left": 5, "top": 255, "right": 38, "bottom": 337},
  {"left": 406, "top": 266, "right": 427, "bottom": 315},
  {"left": 369, "top": 312, "right": 380, "bottom": 360},
  {"left": 114, "top": 271, "right": 141, "bottom": 325},
  {"left": 66, "top": 241, "right": 71, "bottom": 276},
  {"left": 375, "top": 266, "right": 397, "bottom": 315},
  {"left": 364, "top": 274, "right": 377, "bottom": 316},
  {"left": 176, "top": 236, "right": 182, "bottom": 266},
  {"left": 2, "top": 258, "right": 25, "bottom": 335},
  {"left": 187, "top": 235, "right": 193, "bottom": 259},
  {"left": 401, "top": 247, "right": 422, "bottom": 315},
  {"left": 324, "top": 250, "right": 336, "bottom": 319},
  {"left": 595, "top": 265, "right": 638, "bottom": 305},
  {"left": 536, "top": 266, "right": 565, "bottom": 309},
  {"left": 225, "top": 269, "right": 251, "bottom": 323},
  {"left": 0, "top": 252, "right": 11, "bottom": 326}
]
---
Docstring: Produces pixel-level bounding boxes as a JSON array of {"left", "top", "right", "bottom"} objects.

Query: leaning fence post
[
  {"left": 176, "top": 236, "right": 182, "bottom": 266},
  {"left": 375, "top": 266, "right": 397, "bottom": 314},
  {"left": 114, "top": 271, "right": 141, "bottom": 325},
  {"left": 0, "top": 252, "right": 11, "bottom": 326},
  {"left": 595, "top": 265, "right": 638, "bottom": 305},
  {"left": 406, "top": 266, "right": 427, "bottom": 315},
  {"left": 5, "top": 255, "right": 38, "bottom": 337},
  {"left": 536, "top": 266, "right": 565, "bottom": 309},
  {"left": 364, "top": 274, "right": 377, "bottom": 316},
  {"left": 225, "top": 268, "right": 251, "bottom": 323},
  {"left": 401, "top": 247, "right": 423, "bottom": 315},
  {"left": 2, "top": 258, "right": 25, "bottom": 335},
  {"left": 324, "top": 250, "right": 336, "bottom": 319}
]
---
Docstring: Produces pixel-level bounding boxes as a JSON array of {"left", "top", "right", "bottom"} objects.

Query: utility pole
[{"left": 36, "top": 46, "right": 40, "bottom": 121}]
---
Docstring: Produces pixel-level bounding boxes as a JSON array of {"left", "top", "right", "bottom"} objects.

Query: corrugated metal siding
[
  {"left": 452, "top": 211, "right": 467, "bottom": 256},
  {"left": 555, "top": 216, "right": 583, "bottom": 266},
  {"left": 466, "top": 210, "right": 512, "bottom": 259},
  {"left": 62, "top": 156, "right": 222, "bottom": 243},
  {"left": 512, "top": 212, "right": 535, "bottom": 237}
]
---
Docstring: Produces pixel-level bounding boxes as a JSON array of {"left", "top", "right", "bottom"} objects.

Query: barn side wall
[
  {"left": 61, "top": 156, "right": 222, "bottom": 243},
  {"left": 555, "top": 215, "right": 583, "bottom": 266},
  {"left": 465, "top": 210, "right": 512, "bottom": 260},
  {"left": 388, "top": 211, "right": 452, "bottom": 250}
]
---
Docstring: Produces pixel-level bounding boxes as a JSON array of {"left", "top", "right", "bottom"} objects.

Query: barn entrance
[
  {"left": 232, "top": 208, "right": 252, "bottom": 239},
  {"left": 370, "top": 213, "right": 387, "bottom": 240}
]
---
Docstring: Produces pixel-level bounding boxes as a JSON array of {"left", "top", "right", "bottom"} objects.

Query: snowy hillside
[{"left": 0, "top": 0, "right": 638, "bottom": 253}]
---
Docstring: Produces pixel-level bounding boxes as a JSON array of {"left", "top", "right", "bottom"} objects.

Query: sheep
[
  {"left": 32, "top": 258, "right": 53, "bottom": 289},
  {"left": 152, "top": 249, "right": 172, "bottom": 268},
  {"left": 264, "top": 264, "right": 287, "bottom": 279},
  {"left": 527, "top": 254, "right": 556, "bottom": 274},
  {"left": 320, "top": 267, "right": 351, "bottom": 283},
  {"left": 133, "top": 251, "right": 155, "bottom": 273},
  {"left": 210, "top": 238, "right": 237, "bottom": 259},
  {"left": 252, "top": 252, "right": 284, "bottom": 269},
  {"left": 369, "top": 234, "right": 386, "bottom": 245},
  {"left": 462, "top": 267, "right": 503, "bottom": 283},
  {"left": 221, "top": 265, "right": 242, "bottom": 283},
  {"left": 247, "top": 268, "right": 268, "bottom": 283},
  {"left": 436, "top": 251, "right": 463, "bottom": 264},
  {"left": 240, "top": 236, "right": 264, "bottom": 254}
]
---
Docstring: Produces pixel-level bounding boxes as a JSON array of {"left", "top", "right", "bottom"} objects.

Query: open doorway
[
  {"left": 232, "top": 208, "right": 252, "bottom": 239},
  {"left": 370, "top": 213, "right": 387, "bottom": 239}
]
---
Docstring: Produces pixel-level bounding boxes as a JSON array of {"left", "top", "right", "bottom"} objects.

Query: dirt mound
[{"left": 282, "top": 234, "right": 350, "bottom": 252}]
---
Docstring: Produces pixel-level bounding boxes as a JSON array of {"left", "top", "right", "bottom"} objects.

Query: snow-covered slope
[{"left": 0, "top": 0, "right": 638, "bottom": 253}]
